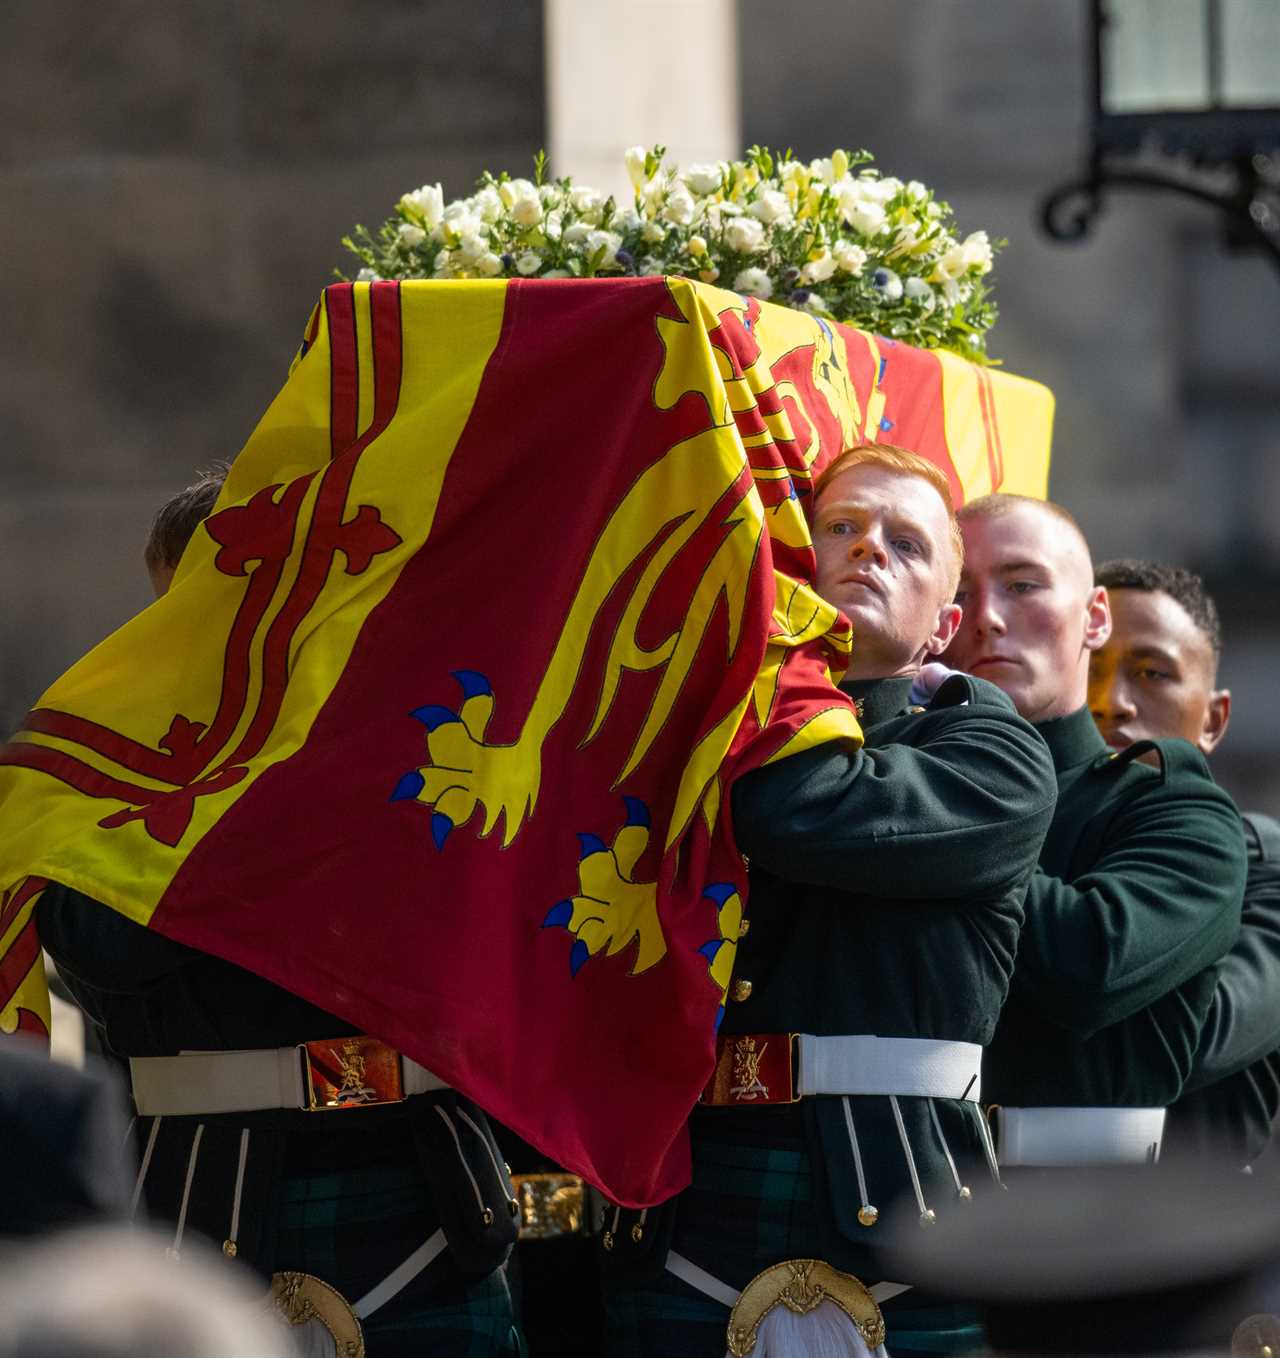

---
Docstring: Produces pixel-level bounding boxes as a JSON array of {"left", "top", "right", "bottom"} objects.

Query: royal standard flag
[{"left": 0, "top": 277, "right": 1052, "bottom": 1206}]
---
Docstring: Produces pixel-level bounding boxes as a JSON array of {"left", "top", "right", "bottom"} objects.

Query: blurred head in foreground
[
  {"left": 881, "top": 1163, "right": 1280, "bottom": 1357},
  {"left": 0, "top": 1227, "right": 296, "bottom": 1358}
]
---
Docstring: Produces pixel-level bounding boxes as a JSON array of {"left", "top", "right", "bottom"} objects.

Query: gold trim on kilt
[
  {"left": 268, "top": 1271, "right": 365, "bottom": 1357},
  {"left": 726, "top": 1258, "right": 885, "bottom": 1357}
]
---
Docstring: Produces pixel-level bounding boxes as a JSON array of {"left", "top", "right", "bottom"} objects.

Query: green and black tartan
[
  {"left": 273, "top": 1159, "right": 523, "bottom": 1356},
  {"left": 604, "top": 1110, "right": 983, "bottom": 1358}
]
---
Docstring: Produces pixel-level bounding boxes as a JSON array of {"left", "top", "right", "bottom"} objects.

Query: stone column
[{"left": 544, "top": 0, "right": 740, "bottom": 198}]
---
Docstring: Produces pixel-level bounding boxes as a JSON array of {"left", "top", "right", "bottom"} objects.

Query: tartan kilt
[
  {"left": 603, "top": 1118, "right": 982, "bottom": 1358},
  {"left": 272, "top": 1158, "right": 524, "bottom": 1357}
]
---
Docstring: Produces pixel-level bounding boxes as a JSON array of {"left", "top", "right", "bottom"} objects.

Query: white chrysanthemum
[
  {"left": 724, "top": 216, "right": 766, "bottom": 254},
  {"left": 733, "top": 266, "right": 773, "bottom": 300},
  {"left": 516, "top": 250, "right": 543, "bottom": 276}
]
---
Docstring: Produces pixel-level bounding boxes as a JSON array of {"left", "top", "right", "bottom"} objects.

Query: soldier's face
[
  {"left": 1089, "top": 588, "right": 1229, "bottom": 754},
  {"left": 813, "top": 465, "right": 960, "bottom": 680},
  {"left": 946, "top": 503, "right": 1109, "bottom": 723}
]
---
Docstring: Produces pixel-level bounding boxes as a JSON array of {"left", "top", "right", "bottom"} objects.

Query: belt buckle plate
[
  {"left": 300, "top": 1036, "right": 405, "bottom": 1110},
  {"left": 700, "top": 1033, "right": 800, "bottom": 1107}
]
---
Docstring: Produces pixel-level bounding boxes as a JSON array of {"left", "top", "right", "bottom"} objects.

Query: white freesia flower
[
  {"left": 562, "top": 222, "right": 592, "bottom": 245},
  {"left": 516, "top": 250, "right": 543, "bottom": 276},
  {"left": 613, "top": 207, "right": 642, "bottom": 233},
  {"left": 733, "top": 266, "right": 773, "bottom": 299},
  {"left": 858, "top": 175, "right": 902, "bottom": 203},
  {"left": 570, "top": 186, "right": 606, "bottom": 224},
  {"left": 401, "top": 183, "right": 445, "bottom": 228},
  {"left": 961, "top": 230, "right": 994, "bottom": 274},
  {"left": 833, "top": 242, "right": 868, "bottom": 274},
  {"left": 397, "top": 223, "right": 427, "bottom": 248},
  {"left": 684, "top": 163, "right": 724, "bottom": 196},
  {"left": 809, "top": 157, "right": 836, "bottom": 184},
  {"left": 801, "top": 251, "right": 837, "bottom": 284},
  {"left": 641, "top": 220, "right": 666, "bottom": 243},
  {"left": 433, "top": 252, "right": 455, "bottom": 278},
  {"left": 748, "top": 189, "right": 791, "bottom": 225},
  {"left": 442, "top": 203, "right": 482, "bottom": 236},
  {"left": 704, "top": 201, "right": 743, "bottom": 230},
  {"left": 544, "top": 210, "right": 563, "bottom": 241},
  {"left": 724, "top": 215, "right": 766, "bottom": 253},
  {"left": 662, "top": 185, "right": 697, "bottom": 226},
  {"left": 475, "top": 251, "right": 504, "bottom": 277},
  {"left": 624, "top": 145, "right": 649, "bottom": 191},
  {"left": 935, "top": 245, "right": 969, "bottom": 281},
  {"left": 779, "top": 160, "right": 808, "bottom": 191},
  {"left": 844, "top": 200, "right": 887, "bottom": 238},
  {"left": 454, "top": 231, "right": 490, "bottom": 263},
  {"left": 907, "top": 180, "right": 929, "bottom": 200},
  {"left": 871, "top": 266, "right": 903, "bottom": 301}
]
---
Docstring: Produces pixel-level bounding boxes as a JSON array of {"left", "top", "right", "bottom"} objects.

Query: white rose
[
  {"left": 570, "top": 187, "right": 605, "bottom": 225},
  {"left": 433, "top": 252, "right": 455, "bottom": 278},
  {"left": 687, "top": 234, "right": 708, "bottom": 258},
  {"left": 641, "top": 220, "right": 665, "bottom": 243},
  {"left": 613, "top": 207, "right": 641, "bottom": 233},
  {"left": 544, "top": 210, "right": 563, "bottom": 241},
  {"left": 397, "top": 223, "right": 427, "bottom": 248},
  {"left": 800, "top": 252, "right": 837, "bottom": 284},
  {"left": 833, "top": 242, "right": 868, "bottom": 274},
  {"left": 539, "top": 183, "right": 561, "bottom": 205},
  {"left": 870, "top": 266, "right": 903, "bottom": 301},
  {"left": 698, "top": 266, "right": 720, "bottom": 284},
  {"left": 961, "top": 230, "right": 994, "bottom": 274},
  {"left": 684, "top": 162, "right": 724, "bottom": 196},
  {"left": 586, "top": 229, "right": 622, "bottom": 267},
  {"left": 516, "top": 250, "right": 543, "bottom": 276},
  {"left": 844, "top": 201, "right": 887, "bottom": 237},
  {"left": 904, "top": 276, "right": 936, "bottom": 310},
  {"left": 355, "top": 267, "right": 379, "bottom": 282},
  {"left": 748, "top": 189, "right": 792, "bottom": 225},
  {"left": 511, "top": 196, "right": 543, "bottom": 227},
  {"left": 733, "top": 267, "right": 773, "bottom": 299},
  {"left": 472, "top": 187, "right": 503, "bottom": 223},
  {"left": 662, "top": 185, "right": 696, "bottom": 226},
  {"left": 724, "top": 215, "right": 766, "bottom": 253},
  {"left": 624, "top": 145, "right": 649, "bottom": 192},
  {"left": 562, "top": 222, "right": 591, "bottom": 245},
  {"left": 497, "top": 177, "right": 536, "bottom": 209},
  {"left": 475, "top": 251, "right": 504, "bottom": 277}
]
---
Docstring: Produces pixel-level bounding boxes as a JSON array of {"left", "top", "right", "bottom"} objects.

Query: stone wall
[{"left": 1, "top": 0, "right": 545, "bottom": 734}]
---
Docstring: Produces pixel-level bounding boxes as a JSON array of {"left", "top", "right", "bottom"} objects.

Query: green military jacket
[
  {"left": 642, "top": 672, "right": 1057, "bottom": 1280},
  {"left": 983, "top": 707, "right": 1247, "bottom": 1111},
  {"left": 1164, "top": 810, "right": 1280, "bottom": 1162}
]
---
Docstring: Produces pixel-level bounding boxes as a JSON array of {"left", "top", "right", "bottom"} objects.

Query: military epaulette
[{"left": 1092, "top": 737, "right": 1212, "bottom": 786}]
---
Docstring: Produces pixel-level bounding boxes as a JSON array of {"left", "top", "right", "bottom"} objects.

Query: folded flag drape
[{"left": 0, "top": 277, "right": 1052, "bottom": 1205}]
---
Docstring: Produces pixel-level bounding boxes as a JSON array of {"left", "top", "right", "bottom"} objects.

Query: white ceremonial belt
[
  {"left": 994, "top": 1105, "right": 1165, "bottom": 1167},
  {"left": 129, "top": 1045, "right": 448, "bottom": 1116},
  {"left": 797, "top": 1035, "right": 982, "bottom": 1101}
]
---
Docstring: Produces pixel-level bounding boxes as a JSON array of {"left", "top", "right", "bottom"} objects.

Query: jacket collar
[
  {"left": 1033, "top": 705, "right": 1109, "bottom": 772},
  {"left": 839, "top": 676, "right": 916, "bottom": 729}
]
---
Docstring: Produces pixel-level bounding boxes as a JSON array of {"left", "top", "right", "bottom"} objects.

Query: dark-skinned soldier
[
  {"left": 1091, "top": 558, "right": 1280, "bottom": 1166},
  {"left": 603, "top": 444, "right": 1058, "bottom": 1357},
  {"left": 945, "top": 497, "right": 1246, "bottom": 1173}
]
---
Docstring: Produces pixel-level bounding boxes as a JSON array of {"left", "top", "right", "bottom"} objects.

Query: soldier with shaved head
[{"left": 944, "top": 495, "right": 1246, "bottom": 1172}]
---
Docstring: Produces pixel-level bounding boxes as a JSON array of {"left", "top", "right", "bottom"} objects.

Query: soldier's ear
[
  {"left": 1199, "top": 688, "right": 1231, "bottom": 755},
  {"left": 925, "top": 602, "right": 963, "bottom": 656},
  {"left": 1083, "top": 585, "right": 1111, "bottom": 653}
]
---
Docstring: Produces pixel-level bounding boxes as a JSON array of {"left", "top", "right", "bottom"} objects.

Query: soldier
[
  {"left": 1090, "top": 558, "right": 1280, "bottom": 1166},
  {"left": 35, "top": 469, "right": 526, "bottom": 1357},
  {"left": 944, "top": 495, "right": 1246, "bottom": 1173},
  {"left": 603, "top": 444, "right": 1058, "bottom": 1356}
]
